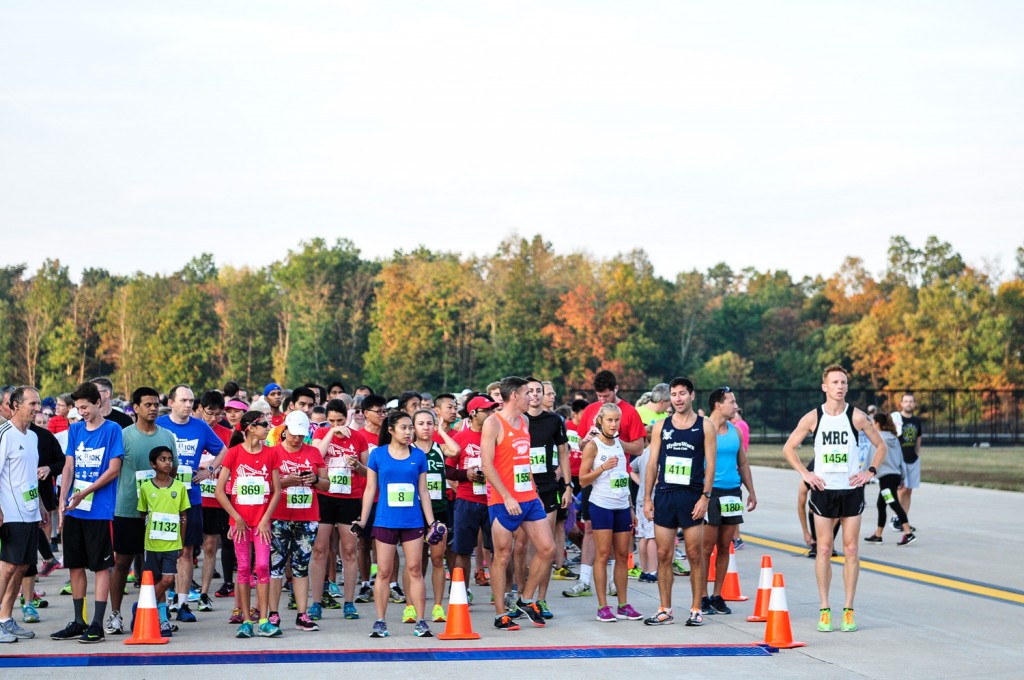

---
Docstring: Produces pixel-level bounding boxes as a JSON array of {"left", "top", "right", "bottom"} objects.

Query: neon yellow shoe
[
  {"left": 817, "top": 608, "right": 833, "bottom": 632},
  {"left": 431, "top": 604, "right": 446, "bottom": 622},
  {"left": 840, "top": 608, "right": 857, "bottom": 632},
  {"left": 402, "top": 605, "right": 417, "bottom": 623}
]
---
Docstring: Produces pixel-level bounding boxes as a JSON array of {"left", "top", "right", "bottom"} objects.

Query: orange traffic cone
[
  {"left": 125, "top": 571, "right": 168, "bottom": 645},
  {"left": 763, "top": 573, "right": 805, "bottom": 649},
  {"left": 721, "top": 543, "right": 748, "bottom": 601},
  {"left": 707, "top": 545, "right": 718, "bottom": 582},
  {"left": 746, "top": 555, "right": 773, "bottom": 622},
  {"left": 437, "top": 567, "right": 480, "bottom": 640},
  {"left": 628, "top": 552, "right": 635, "bottom": 571}
]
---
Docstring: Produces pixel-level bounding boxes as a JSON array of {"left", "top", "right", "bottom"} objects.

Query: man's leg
[
  {"left": 701, "top": 524, "right": 718, "bottom": 598},
  {"left": 110, "top": 553, "right": 135, "bottom": 613},
  {"left": 535, "top": 511, "right": 559, "bottom": 600},
  {"left": 711, "top": 525, "right": 734, "bottom": 599},
  {"left": 309, "top": 523, "right": 334, "bottom": 606},
  {"left": 201, "top": 533, "right": 219, "bottom": 596},
  {"left": 681, "top": 524, "right": 705, "bottom": 612},
  {"left": 812, "top": 514, "right": 835, "bottom": 609},
  {"left": 176, "top": 547, "right": 195, "bottom": 602},
  {"left": 0, "top": 562, "right": 29, "bottom": 620},
  {"left": 839, "top": 514, "right": 862, "bottom": 609},
  {"left": 520, "top": 520, "right": 555, "bottom": 602},
  {"left": 652, "top": 524, "right": 677, "bottom": 610},
  {"left": 490, "top": 522, "right": 514, "bottom": 616}
]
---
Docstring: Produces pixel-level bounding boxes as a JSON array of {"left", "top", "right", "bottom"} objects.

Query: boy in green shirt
[{"left": 137, "top": 446, "right": 190, "bottom": 637}]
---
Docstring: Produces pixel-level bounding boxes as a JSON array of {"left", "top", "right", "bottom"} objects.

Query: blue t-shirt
[
  {"left": 66, "top": 419, "right": 125, "bottom": 520},
  {"left": 155, "top": 415, "right": 225, "bottom": 506},
  {"left": 713, "top": 421, "right": 741, "bottom": 489},
  {"left": 368, "top": 445, "right": 427, "bottom": 529}
]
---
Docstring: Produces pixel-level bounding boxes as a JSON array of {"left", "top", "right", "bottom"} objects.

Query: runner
[
  {"left": 195, "top": 390, "right": 232, "bottom": 613},
  {"left": 481, "top": 376, "right": 556, "bottom": 631},
  {"left": 642, "top": 377, "right": 716, "bottom": 627},
  {"left": 783, "top": 364, "right": 886, "bottom": 633},
  {"left": 89, "top": 378, "right": 134, "bottom": 429},
  {"left": 628, "top": 443, "right": 657, "bottom": 582},
  {"left": 52, "top": 382, "right": 125, "bottom": 643},
  {"left": 352, "top": 411, "right": 439, "bottom": 638},
  {"left": 137, "top": 446, "right": 191, "bottom": 637},
  {"left": 269, "top": 411, "right": 328, "bottom": 632},
  {"left": 263, "top": 384, "right": 285, "bottom": 427},
  {"left": 579, "top": 403, "right": 642, "bottom": 623},
  {"left": 891, "top": 393, "right": 922, "bottom": 532},
  {"left": 216, "top": 410, "right": 281, "bottom": 638},
  {"left": 701, "top": 387, "right": 757, "bottom": 616},
  {"left": 863, "top": 413, "right": 915, "bottom": 546}
]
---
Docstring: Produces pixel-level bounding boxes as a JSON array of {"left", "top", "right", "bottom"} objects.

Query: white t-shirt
[{"left": 0, "top": 422, "right": 41, "bottom": 522}]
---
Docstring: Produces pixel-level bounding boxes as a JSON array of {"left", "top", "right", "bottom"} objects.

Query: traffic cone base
[
  {"left": 746, "top": 555, "right": 773, "bottom": 622},
  {"left": 125, "top": 571, "right": 168, "bottom": 645},
  {"left": 764, "top": 573, "right": 805, "bottom": 649},
  {"left": 438, "top": 567, "right": 480, "bottom": 640},
  {"left": 721, "top": 543, "right": 748, "bottom": 602}
]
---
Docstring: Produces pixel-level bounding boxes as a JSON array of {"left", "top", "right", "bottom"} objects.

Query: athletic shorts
[
  {"left": 809, "top": 487, "right": 865, "bottom": 519},
  {"left": 705, "top": 487, "right": 744, "bottom": 527},
  {"left": 653, "top": 489, "right": 703, "bottom": 531},
  {"left": 634, "top": 499, "right": 654, "bottom": 539},
  {"left": 270, "top": 520, "right": 318, "bottom": 578},
  {"left": 203, "top": 506, "right": 230, "bottom": 535},
  {"left": 181, "top": 505, "right": 203, "bottom": 547},
  {"left": 112, "top": 515, "right": 146, "bottom": 556},
  {"left": 536, "top": 482, "right": 559, "bottom": 515},
  {"left": 451, "top": 498, "right": 493, "bottom": 555},
  {"left": 0, "top": 521, "right": 39, "bottom": 566},
  {"left": 903, "top": 460, "right": 921, "bottom": 489},
  {"left": 318, "top": 495, "right": 361, "bottom": 525},
  {"left": 489, "top": 498, "right": 547, "bottom": 533},
  {"left": 372, "top": 526, "right": 424, "bottom": 546},
  {"left": 144, "top": 549, "right": 180, "bottom": 579},
  {"left": 588, "top": 502, "right": 632, "bottom": 533},
  {"left": 62, "top": 516, "right": 114, "bottom": 572}
]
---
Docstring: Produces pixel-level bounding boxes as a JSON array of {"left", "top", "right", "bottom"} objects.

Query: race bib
[
  {"left": 328, "top": 466, "right": 352, "bottom": 495},
  {"left": 513, "top": 464, "right": 532, "bottom": 493},
  {"left": 566, "top": 430, "right": 580, "bottom": 452},
  {"left": 175, "top": 465, "right": 193, "bottom": 490},
  {"left": 135, "top": 470, "right": 155, "bottom": 498},
  {"left": 609, "top": 470, "right": 629, "bottom": 496},
  {"left": 71, "top": 478, "right": 94, "bottom": 512},
  {"left": 20, "top": 483, "right": 39, "bottom": 511},
  {"left": 529, "top": 447, "right": 547, "bottom": 474},
  {"left": 286, "top": 486, "right": 313, "bottom": 509},
  {"left": 719, "top": 495, "right": 743, "bottom": 518},
  {"left": 426, "top": 473, "right": 444, "bottom": 500},
  {"left": 387, "top": 483, "right": 415, "bottom": 507},
  {"left": 148, "top": 511, "right": 180, "bottom": 541},
  {"left": 881, "top": 488, "right": 895, "bottom": 504},
  {"left": 818, "top": 448, "right": 849, "bottom": 474},
  {"left": 664, "top": 456, "right": 692, "bottom": 486},
  {"left": 235, "top": 476, "right": 266, "bottom": 505},
  {"left": 200, "top": 478, "right": 217, "bottom": 499}
]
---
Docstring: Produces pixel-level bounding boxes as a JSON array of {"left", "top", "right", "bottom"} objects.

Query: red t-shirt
[
  {"left": 271, "top": 443, "right": 326, "bottom": 522},
  {"left": 220, "top": 444, "right": 278, "bottom": 526},
  {"left": 578, "top": 399, "right": 646, "bottom": 452},
  {"left": 312, "top": 427, "right": 369, "bottom": 500},
  {"left": 271, "top": 412, "right": 285, "bottom": 428},
  {"left": 361, "top": 428, "right": 380, "bottom": 447},
  {"left": 202, "top": 423, "right": 235, "bottom": 507},
  {"left": 446, "top": 428, "right": 487, "bottom": 504},
  {"left": 566, "top": 420, "right": 583, "bottom": 477}
]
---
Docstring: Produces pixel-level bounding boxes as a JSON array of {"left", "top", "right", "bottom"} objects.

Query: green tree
[
  {"left": 17, "top": 260, "right": 73, "bottom": 387},
  {"left": 149, "top": 285, "right": 221, "bottom": 391},
  {"left": 219, "top": 266, "right": 278, "bottom": 391}
]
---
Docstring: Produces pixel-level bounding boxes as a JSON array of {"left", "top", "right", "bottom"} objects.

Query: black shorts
[
  {"left": 182, "top": 505, "right": 203, "bottom": 547},
  {"left": 112, "top": 515, "right": 146, "bottom": 556},
  {"left": 202, "top": 506, "right": 230, "bottom": 535},
  {"left": 809, "top": 487, "right": 865, "bottom": 519},
  {"left": 653, "top": 489, "right": 703, "bottom": 531},
  {"left": 0, "top": 522, "right": 39, "bottom": 566},
  {"left": 62, "top": 516, "right": 114, "bottom": 572},
  {"left": 536, "top": 482, "right": 559, "bottom": 515},
  {"left": 705, "top": 487, "right": 744, "bottom": 527},
  {"left": 318, "top": 495, "right": 362, "bottom": 525}
]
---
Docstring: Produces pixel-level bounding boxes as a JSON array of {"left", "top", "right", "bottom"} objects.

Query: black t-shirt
[
  {"left": 899, "top": 416, "right": 923, "bottom": 464},
  {"left": 29, "top": 423, "right": 65, "bottom": 512},
  {"left": 106, "top": 408, "right": 135, "bottom": 429},
  {"left": 526, "top": 410, "right": 568, "bottom": 485}
]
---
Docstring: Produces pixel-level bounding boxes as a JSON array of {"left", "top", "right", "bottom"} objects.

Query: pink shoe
[
  {"left": 616, "top": 603, "right": 642, "bottom": 620},
  {"left": 596, "top": 605, "right": 616, "bottom": 622}
]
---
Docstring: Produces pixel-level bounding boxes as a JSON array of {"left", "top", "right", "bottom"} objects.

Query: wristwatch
[
  {"left": 703, "top": 491, "right": 712, "bottom": 499},
  {"left": 867, "top": 466, "right": 877, "bottom": 475}
]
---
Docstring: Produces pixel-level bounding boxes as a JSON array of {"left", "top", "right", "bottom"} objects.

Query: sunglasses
[{"left": 250, "top": 420, "right": 269, "bottom": 428}]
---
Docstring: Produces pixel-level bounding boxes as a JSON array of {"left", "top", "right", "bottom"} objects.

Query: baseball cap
[
  {"left": 284, "top": 410, "right": 310, "bottom": 436},
  {"left": 264, "top": 383, "right": 283, "bottom": 396},
  {"left": 467, "top": 396, "right": 499, "bottom": 413}
]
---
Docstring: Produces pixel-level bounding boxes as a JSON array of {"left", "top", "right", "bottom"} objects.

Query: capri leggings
[
  {"left": 233, "top": 526, "right": 271, "bottom": 586},
  {"left": 875, "top": 474, "right": 909, "bottom": 529}
]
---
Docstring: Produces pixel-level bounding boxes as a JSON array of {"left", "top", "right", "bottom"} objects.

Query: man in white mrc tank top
[{"left": 783, "top": 364, "right": 887, "bottom": 635}]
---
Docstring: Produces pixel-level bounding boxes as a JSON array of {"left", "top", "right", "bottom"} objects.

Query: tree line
[{"left": 2, "top": 235, "right": 1022, "bottom": 398}]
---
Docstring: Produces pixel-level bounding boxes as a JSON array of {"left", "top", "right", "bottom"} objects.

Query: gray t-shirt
[{"left": 116, "top": 424, "right": 179, "bottom": 517}]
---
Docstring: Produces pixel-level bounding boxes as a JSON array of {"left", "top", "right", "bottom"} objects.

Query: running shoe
[
  {"left": 864, "top": 535, "right": 883, "bottom": 544},
  {"left": 474, "top": 568, "right": 490, "bottom": 586},
  {"left": 327, "top": 582, "right": 343, "bottom": 599},
  {"left": 257, "top": 620, "right": 282, "bottom": 637},
  {"left": 562, "top": 582, "right": 592, "bottom": 597},
  {"left": 643, "top": 608, "right": 673, "bottom": 625},
  {"left": 389, "top": 584, "right": 406, "bottom": 603},
  {"left": 236, "top": 621, "right": 255, "bottom": 638},
  {"left": 494, "top": 614, "right": 520, "bottom": 631},
  {"left": 167, "top": 595, "right": 178, "bottom": 613},
  {"left": 187, "top": 588, "right": 201, "bottom": 602},
  {"left": 22, "top": 603, "right": 40, "bottom": 623},
  {"left": 0, "top": 618, "right": 34, "bottom": 639},
  {"left": 295, "top": 612, "right": 319, "bottom": 631},
  {"left": 228, "top": 608, "right": 245, "bottom": 624},
  {"left": 431, "top": 604, "right": 446, "bottom": 622},
  {"left": 890, "top": 516, "right": 901, "bottom": 531},
  {"left": 639, "top": 572, "right": 658, "bottom": 583},
  {"left": 504, "top": 591, "right": 523, "bottom": 619},
  {"left": 700, "top": 596, "right": 714, "bottom": 615},
  {"left": 370, "top": 619, "right": 389, "bottom": 638},
  {"left": 596, "top": 605, "right": 616, "bottom": 622},
  {"left": 307, "top": 602, "right": 323, "bottom": 621},
  {"left": 213, "top": 570, "right": 222, "bottom": 579},
  {"left": 126, "top": 570, "right": 137, "bottom": 584},
  {"left": 413, "top": 620, "right": 433, "bottom": 637},
  {"left": 268, "top": 611, "right": 281, "bottom": 627},
  {"left": 616, "top": 603, "right": 642, "bottom": 620},
  {"left": 160, "top": 620, "right": 175, "bottom": 638},
  {"left": 806, "top": 546, "right": 817, "bottom": 559},
  {"left": 466, "top": 589, "right": 473, "bottom": 605},
  {"left": 287, "top": 591, "right": 297, "bottom": 610},
  {"left": 321, "top": 594, "right": 341, "bottom": 610},
  {"left": 104, "top": 611, "right": 125, "bottom": 635},
  {"left": 627, "top": 567, "right": 642, "bottom": 579},
  {"left": 551, "top": 566, "right": 578, "bottom": 580},
  {"left": 355, "top": 585, "right": 373, "bottom": 603},
  {"left": 0, "top": 630, "right": 14, "bottom": 644},
  {"left": 198, "top": 594, "right": 214, "bottom": 612},
  {"left": 50, "top": 621, "right": 87, "bottom": 640},
  {"left": 818, "top": 608, "right": 833, "bottom": 632},
  {"left": 344, "top": 602, "right": 360, "bottom": 620},
  {"left": 39, "top": 558, "right": 62, "bottom": 577},
  {"left": 79, "top": 623, "right": 105, "bottom": 643},
  {"left": 733, "top": 537, "right": 745, "bottom": 550},
  {"left": 672, "top": 559, "right": 690, "bottom": 576},
  {"left": 841, "top": 608, "right": 857, "bottom": 632},
  {"left": 536, "top": 599, "right": 553, "bottom": 619},
  {"left": 402, "top": 605, "right": 417, "bottom": 623},
  {"left": 685, "top": 610, "right": 703, "bottom": 626},
  {"left": 709, "top": 595, "right": 732, "bottom": 615},
  {"left": 517, "top": 599, "right": 546, "bottom": 627},
  {"left": 176, "top": 603, "right": 196, "bottom": 622},
  {"left": 249, "top": 607, "right": 261, "bottom": 621},
  {"left": 215, "top": 583, "right": 235, "bottom": 598},
  {"left": 59, "top": 580, "right": 72, "bottom": 595},
  {"left": 608, "top": 582, "right": 617, "bottom": 597},
  {"left": 897, "top": 532, "right": 917, "bottom": 547}
]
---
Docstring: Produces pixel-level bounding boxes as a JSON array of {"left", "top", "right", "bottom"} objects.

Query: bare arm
[
  {"left": 435, "top": 427, "right": 461, "bottom": 458},
  {"left": 737, "top": 443, "right": 757, "bottom": 512},
  {"left": 851, "top": 409, "right": 884, "bottom": 486},
  {"left": 783, "top": 410, "right": 824, "bottom": 491},
  {"left": 578, "top": 441, "right": 603, "bottom": 487}
]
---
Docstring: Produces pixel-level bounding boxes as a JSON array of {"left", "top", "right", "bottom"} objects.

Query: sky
[{"left": 2, "top": 1, "right": 1022, "bottom": 282}]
